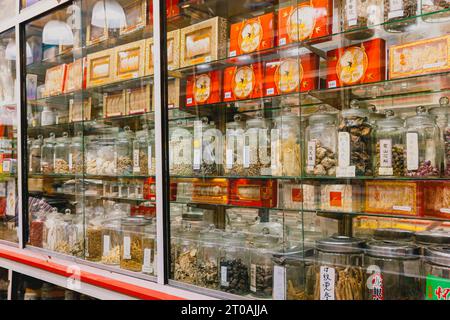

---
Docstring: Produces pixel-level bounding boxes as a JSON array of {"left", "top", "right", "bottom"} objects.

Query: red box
[
  {"left": 229, "top": 13, "right": 275, "bottom": 57},
  {"left": 149, "top": 0, "right": 179, "bottom": 24},
  {"left": 423, "top": 182, "right": 450, "bottom": 219},
  {"left": 326, "top": 38, "right": 386, "bottom": 89},
  {"left": 264, "top": 54, "right": 319, "bottom": 96},
  {"left": 185, "top": 70, "right": 222, "bottom": 107},
  {"left": 144, "top": 178, "right": 176, "bottom": 201},
  {"left": 229, "top": 179, "right": 277, "bottom": 208},
  {"left": 223, "top": 63, "right": 264, "bottom": 101},
  {"left": 278, "top": 0, "right": 333, "bottom": 45}
]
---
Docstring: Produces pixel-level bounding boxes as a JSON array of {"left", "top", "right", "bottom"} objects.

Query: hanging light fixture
[
  {"left": 91, "top": 0, "right": 127, "bottom": 29},
  {"left": 42, "top": 20, "right": 74, "bottom": 45},
  {"left": 5, "top": 39, "right": 33, "bottom": 61}
]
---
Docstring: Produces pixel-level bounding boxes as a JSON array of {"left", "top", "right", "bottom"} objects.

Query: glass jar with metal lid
[
  {"left": 312, "top": 235, "right": 365, "bottom": 300},
  {"left": 374, "top": 110, "right": 406, "bottom": 177},
  {"left": 373, "top": 228, "right": 414, "bottom": 242},
  {"left": 423, "top": 246, "right": 450, "bottom": 300},
  {"left": 405, "top": 106, "right": 441, "bottom": 177},
  {"left": 219, "top": 231, "right": 249, "bottom": 295},
  {"left": 272, "top": 246, "right": 315, "bottom": 300},
  {"left": 244, "top": 112, "right": 271, "bottom": 176},
  {"left": 116, "top": 126, "right": 134, "bottom": 175},
  {"left": 249, "top": 227, "right": 281, "bottom": 298},
  {"left": 415, "top": 230, "right": 450, "bottom": 255},
  {"left": 120, "top": 216, "right": 150, "bottom": 272},
  {"left": 29, "top": 135, "right": 43, "bottom": 173},
  {"left": 224, "top": 115, "right": 245, "bottom": 176},
  {"left": 196, "top": 225, "right": 221, "bottom": 289},
  {"left": 193, "top": 117, "right": 223, "bottom": 176},
  {"left": 169, "top": 120, "right": 194, "bottom": 176},
  {"left": 40, "top": 133, "right": 56, "bottom": 174},
  {"left": 305, "top": 109, "right": 338, "bottom": 177},
  {"left": 54, "top": 132, "right": 71, "bottom": 174},
  {"left": 69, "top": 132, "right": 83, "bottom": 174},
  {"left": 338, "top": 101, "right": 373, "bottom": 177},
  {"left": 384, "top": 0, "right": 418, "bottom": 33},
  {"left": 271, "top": 109, "right": 301, "bottom": 177},
  {"left": 173, "top": 223, "right": 199, "bottom": 284},
  {"left": 364, "top": 241, "right": 421, "bottom": 300}
]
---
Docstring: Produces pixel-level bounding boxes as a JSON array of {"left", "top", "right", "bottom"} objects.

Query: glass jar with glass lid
[
  {"left": 271, "top": 109, "right": 301, "bottom": 177},
  {"left": 368, "top": 105, "right": 386, "bottom": 125},
  {"left": 40, "top": 133, "right": 56, "bottom": 174},
  {"left": 312, "top": 235, "right": 365, "bottom": 300},
  {"left": 193, "top": 117, "right": 223, "bottom": 176},
  {"left": 219, "top": 230, "right": 249, "bottom": 295},
  {"left": 244, "top": 112, "right": 271, "bottom": 176},
  {"left": 421, "top": 0, "right": 450, "bottom": 22},
  {"left": 272, "top": 246, "right": 315, "bottom": 300},
  {"left": 169, "top": 120, "right": 194, "bottom": 176},
  {"left": 374, "top": 110, "right": 406, "bottom": 177},
  {"left": 173, "top": 223, "right": 199, "bottom": 284},
  {"left": 142, "top": 220, "right": 157, "bottom": 275},
  {"left": 384, "top": 0, "right": 418, "bottom": 32},
  {"left": 430, "top": 97, "right": 450, "bottom": 176},
  {"left": 405, "top": 106, "right": 441, "bottom": 177},
  {"left": 120, "top": 216, "right": 149, "bottom": 272},
  {"left": 423, "top": 246, "right": 450, "bottom": 300},
  {"left": 69, "top": 132, "right": 83, "bottom": 174},
  {"left": 54, "top": 132, "right": 71, "bottom": 174},
  {"left": 341, "top": 0, "right": 383, "bottom": 39},
  {"left": 224, "top": 115, "right": 245, "bottom": 176},
  {"left": 100, "top": 218, "right": 121, "bottom": 265},
  {"left": 338, "top": 101, "right": 373, "bottom": 177},
  {"left": 116, "top": 126, "right": 134, "bottom": 175},
  {"left": 305, "top": 109, "right": 338, "bottom": 177},
  {"left": 133, "top": 125, "right": 150, "bottom": 176},
  {"left": 196, "top": 225, "right": 221, "bottom": 289},
  {"left": 364, "top": 241, "right": 421, "bottom": 300},
  {"left": 29, "top": 135, "right": 43, "bottom": 173},
  {"left": 85, "top": 211, "right": 104, "bottom": 262}
]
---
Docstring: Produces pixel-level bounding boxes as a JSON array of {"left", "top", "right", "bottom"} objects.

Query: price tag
[
  {"left": 307, "top": 140, "right": 316, "bottom": 169},
  {"left": 273, "top": 265, "right": 286, "bottom": 300},
  {"left": 320, "top": 266, "right": 335, "bottom": 300},
  {"left": 123, "top": 236, "right": 131, "bottom": 259},
  {"left": 243, "top": 146, "right": 250, "bottom": 168},
  {"left": 338, "top": 132, "right": 351, "bottom": 167},
  {"left": 133, "top": 148, "right": 140, "bottom": 173},
  {"left": 226, "top": 149, "right": 233, "bottom": 169},
  {"left": 221, "top": 266, "right": 229, "bottom": 287},
  {"left": 142, "top": 248, "right": 153, "bottom": 273},
  {"left": 102, "top": 235, "right": 110, "bottom": 256},
  {"left": 406, "top": 132, "right": 419, "bottom": 170}
]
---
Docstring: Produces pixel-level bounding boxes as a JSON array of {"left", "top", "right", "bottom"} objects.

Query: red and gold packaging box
[
  {"left": 144, "top": 178, "right": 176, "bottom": 201},
  {"left": 229, "top": 179, "right": 277, "bottom": 208},
  {"left": 149, "top": 0, "right": 179, "bottom": 24},
  {"left": 191, "top": 178, "right": 229, "bottom": 205},
  {"left": 44, "top": 64, "right": 67, "bottom": 97},
  {"left": 326, "top": 38, "right": 386, "bottom": 89},
  {"left": 264, "top": 54, "right": 319, "bottom": 96},
  {"left": 185, "top": 70, "right": 222, "bottom": 107},
  {"left": 365, "top": 181, "right": 423, "bottom": 217},
  {"left": 277, "top": 0, "right": 333, "bottom": 46},
  {"left": 64, "top": 58, "right": 86, "bottom": 93},
  {"left": 423, "top": 182, "right": 450, "bottom": 219},
  {"left": 229, "top": 13, "right": 275, "bottom": 57},
  {"left": 223, "top": 63, "right": 264, "bottom": 102}
]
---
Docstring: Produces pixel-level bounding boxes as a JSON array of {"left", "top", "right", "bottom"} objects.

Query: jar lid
[
  {"left": 365, "top": 241, "right": 419, "bottom": 259},
  {"left": 406, "top": 106, "right": 434, "bottom": 127},
  {"left": 120, "top": 216, "right": 149, "bottom": 226},
  {"left": 200, "top": 224, "right": 221, "bottom": 241},
  {"left": 223, "top": 230, "right": 247, "bottom": 244},
  {"left": 376, "top": 110, "right": 404, "bottom": 128},
  {"left": 308, "top": 113, "right": 335, "bottom": 125},
  {"left": 373, "top": 228, "right": 414, "bottom": 242},
  {"left": 274, "top": 113, "right": 300, "bottom": 125},
  {"left": 246, "top": 117, "right": 267, "bottom": 128},
  {"left": 429, "top": 96, "right": 449, "bottom": 116},
  {"left": 316, "top": 235, "right": 364, "bottom": 254},
  {"left": 272, "top": 246, "right": 314, "bottom": 265},
  {"left": 424, "top": 245, "right": 450, "bottom": 267},
  {"left": 341, "top": 100, "right": 370, "bottom": 118},
  {"left": 415, "top": 230, "right": 450, "bottom": 245}
]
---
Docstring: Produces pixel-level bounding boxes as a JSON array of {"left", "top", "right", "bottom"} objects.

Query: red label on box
[
  {"left": 264, "top": 54, "right": 319, "bottom": 96},
  {"left": 185, "top": 70, "right": 222, "bottom": 106},
  {"left": 223, "top": 63, "right": 264, "bottom": 101},
  {"left": 292, "top": 188, "right": 303, "bottom": 202},
  {"left": 229, "top": 179, "right": 277, "bottom": 208},
  {"left": 278, "top": 0, "right": 333, "bottom": 45},
  {"left": 229, "top": 13, "right": 275, "bottom": 57},
  {"left": 330, "top": 191, "right": 342, "bottom": 207},
  {"left": 326, "top": 38, "right": 386, "bottom": 88}
]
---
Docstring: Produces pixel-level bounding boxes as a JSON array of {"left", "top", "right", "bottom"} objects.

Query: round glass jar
[
  {"left": 384, "top": 0, "right": 418, "bottom": 32},
  {"left": 95, "top": 137, "right": 116, "bottom": 175},
  {"left": 224, "top": 115, "right": 245, "bottom": 176},
  {"left": 341, "top": 0, "right": 383, "bottom": 40},
  {"left": 193, "top": 118, "right": 223, "bottom": 176},
  {"left": 100, "top": 219, "right": 121, "bottom": 265},
  {"left": 69, "top": 133, "right": 83, "bottom": 174},
  {"left": 196, "top": 226, "right": 221, "bottom": 289},
  {"left": 405, "top": 106, "right": 441, "bottom": 177},
  {"left": 244, "top": 113, "right": 271, "bottom": 176},
  {"left": 29, "top": 135, "right": 43, "bottom": 173},
  {"left": 423, "top": 245, "right": 450, "bottom": 299},
  {"left": 54, "top": 132, "right": 71, "bottom": 174},
  {"left": 120, "top": 216, "right": 149, "bottom": 272},
  {"left": 40, "top": 133, "right": 56, "bottom": 174},
  {"left": 415, "top": 230, "right": 450, "bottom": 255},
  {"left": 173, "top": 226, "right": 199, "bottom": 284},
  {"left": 364, "top": 241, "right": 421, "bottom": 300},
  {"left": 338, "top": 101, "right": 373, "bottom": 176},
  {"left": 169, "top": 120, "right": 194, "bottom": 176},
  {"left": 305, "top": 112, "right": 338, "bottom": 177},
  {"left": 312, "top": 235, "right": 365, "bottom": 300},
  {"left": 116, "top": 127, "right": 134, "bottom": 175},
  {"left": 421, "top": 0, "right": 450, "bottom": 22},
  {"left": 374, "top": 111, "right": 406, "bottom": 177},
  {"left": 272, "top": 246, "right": 315, "bottom": 300}
]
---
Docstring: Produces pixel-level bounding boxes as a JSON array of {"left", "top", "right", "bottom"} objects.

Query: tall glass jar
[
  {"left": 305, "top": 112, "right": 338, "bottom": 177},
  {"left": 101, "top": 219, "right": 121, "bottom": 265},
  {"left": 219, "top": 231, "right": 249, "bottom": 295},
  {"left": 174, "top": 225, "right": 199, "bottom": 284},
  {"left": 423, "top": 246, "right": 450, "bottom": 300},
  {"left": 421, "top": 0, "right": 450, "bottom": 22},
  {"left": 169, "top": 120, "right": 193, "bottom": 176},
  {"left": 68, "top": 214, "right": 84, "bottom": 257},
  {"left": 69, "top": 133, "right": 83, "bottom": 174},
  {"left": 55, "top": 209, "right": 73, "bottom": 254},
  {"left": 430, "top": 97, "right": 450, "bottom": 176},
  {"left": 364, "top": 241, "right": 421, "bottom": 300},
  {"left": 249, "top": 228, "right": 281, "bottom": 298},
  {"left": 29, "top": 135, "right": 43, "bottom": 173},
  {"left": 40, "top": 133, "right": 56, "bottom": 174},
  {"left": 120, "top": 216, "right": 149, "bottom": 272},
  {"left": 244, "top": 113, "right": 271, "bottom": 176},
  {"left": 148, "top": 129, "right": 156, "bottom": 176},
  {"left": 271, "top": 111, "right": 301, "bottom": 177},
  {"left": 312, "top": 235, "right": 365, "bottom": 300},
  {"left": 54, "top": 132, "right": 70, "bottom": 174},
  {"left": 374, "top": 111, "right": 406, "bottom": 177},
  {"left": 338, "top": 101, "right": 373, "bottom": 177},
  {"left": 116, "top": 126, "right": 134, "bottom": 175},
  {"left": 196, "top": 225, "right": 221, "bottom": 289},
  {"left": 193, "top": 118, "right": 223, "bottom": 176},
  {"left": 85, "top": 213, "right": 104, "bottom": 262},
  {"left": 384, "top": 0, "right": 418, "bottom": 32},
  {"left": 142, "top": 221, "right": 157, "bottom": 275},
  {"left": 133, "top": 125, "right": 151, "bottom": 176},
  {"left": 224, "top": 115, "right": 245, "bottom": 176},
  {"left": 405, "top": 106, "right": 441, "bottom": 177},
  {"left": 341, "top": 0, "right": 383, "bottom": 39}
]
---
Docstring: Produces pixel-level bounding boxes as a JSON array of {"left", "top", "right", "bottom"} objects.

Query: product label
[
  {"left": 388, "top": 0, "right": 404, "bottom": 19},
  {"left": 406, "top": 132, "right": 419, "bottom": 170},
  {"left": 307, "top": 140, "right": 316, "bottom": 169},
  {"left": 250, "top": 264, "right": 257, "bottom": 292},
  {"left": 279, "top": 38, "right": 287, "bottom": 46},
  {"left": 68, "top": 153, "right": 73, "bottom": 171},
  {"left": 133, "top": 148, "right": 140, "bottom": 173},
  {"left": 338, "top": 132, "right": 351, "bottom": 167},
  {"left": 379, "top": 139, "right": 393, "bottom": 168},
  {"left": 102, "top": 235, "right": 110, "bottom": 256},
  {"left": 221, "top": 266, "right": 229, "bottom": 287},
  {"left": 440, "top": 208, "right": 450, "bottom": 214},
  {"left": 123, "top": 236, "right": 131, "bottom": 259},
  {"left": 193, "top": 121, "right": 202, "bottom": 170},
  {"left": 226, "top": 149, "right": 233, "bottom": 169},
  {"left": 142, "top": 248, "right": 153, "bottom": 273},
  {"left": 243, "top": 146, "right": 250, "bottom": 168},
  {"left": 273, "top": 265, "right": 286, "bottom": 300},
  {"left": 320, "top": 266, "right": 335, "bottom": 300},
  {"left": 224, "top": 92, "right": 232, "bottom": 99},
  {"left": 336, "top": 166, "right": 356, "bottom": 177},
  {"left": 346, "top": 0, "right": 358, "bottom": 25},
  {"left": 370, "top": 273, "right": 385, "bottom": 300},
  {"left": 329, "top": 191, "right": 343, "bottom": 207},
  {"left": 291, "top": 188, "right": 303, "bottom": 203},
  {"left": 426, "top": 275, "right": 450, "bottom": 300},
  {"left": 393, "top": 205, "right": 412, "bottom": 212},
  {"left": 266, "top": 88, "right": 275, "bottom": 95}
]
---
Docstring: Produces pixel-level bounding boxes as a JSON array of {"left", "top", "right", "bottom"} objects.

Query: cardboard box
[
  {"left": 180, "top": 17, "right": 227, "bottom": 67},
  {"left": 149, "top": 0, "right": 180, "bottom": 24},
  {"left": 185, "top": 70, "right": 222, "bottom": 106},
  {"left": 86, "top": 49, "right": 115, "bottom": 87},
  {"left": 86, "top": 24, "right": 108, "bottom": 47},
  {"left": 278, "top": 0, "right": 333, "bottom": 45},
  {"left": 69, "top": 98, "right": 92, "bottom": 122},
  {"left": 229, "top": 12, "right": 275, "bottom": 57},
  {"left": 167, "top": 78, "right": 181, "bottom": 109},
  {"left": 120, "top": 0, "right": 147, "bottom": 35},
  {"left": 326, "top": 38, "right": 386, "bottom": 88},
  {"left": 389, "top": 35, "right": 450, "bottom": 79},
  {"left": 223, "top": 63, "right": 264, "bottom": 101},
  {"left": 114, "top": 40, "right": 145, "bottom": 81},
  {"left": 264, "top": 54, "right": 319, "bottom": 96},
  {"left": 191, "top": 178, "right": 229, "bottom": 205},
  {"left": 423, "top": 182, "right": 450, "bottom": 219},
  {"left": 64, "top": 58, "right": 86, "bottom": 93},
  {"left": 44, "top": 64, "right": 67, "bottom": 96},
  {"left": 321, "top": 183, "right": 361, "bottom": 212},
  {"left": 126, "top": 85, "right": 151, "bottom": 114},
  {"left": 145, "top": 30, "right": 180, "bottom": 75},
  {"left": 103, "top": 90, "right": 126, "bottom": 118},
  {"left": 229, "top": 178, "right": 277, "bottom": 208}
]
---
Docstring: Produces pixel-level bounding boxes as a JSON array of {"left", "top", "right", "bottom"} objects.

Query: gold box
[
  {"left": 64, "top": 58, "right": 85, "bottom": 93},
  {"left": 114, "top": 40, "right": 145, "bottom": 81},
  {"left": 69, "top": 98, "right": 92, "bottom": 122},
  {"left": 120, "top": 0, "right": 147, "bottom": 35},
  {"left": 179, "top": 17, "right": 227, "bottom": 67},
  {"left": 86, "top": 49, "right": 115, "bottom": 87},
  {"left": 126, "top": 85, "right": 151, "bottom": 115},
  {"left": 103, "top": 90, "right": 127, "bottom": 118},
  {"left": 44, "top": 64, "right": 67, "bottom": 97},
  {"left": 145, "top": 29, "right": 180, "bottom": 75},
  {"left": 86, "top": 24, "right": 108, "bottom": 47},
  {"left": 167, "top": 77, "right": 180, "bottom": 109}
]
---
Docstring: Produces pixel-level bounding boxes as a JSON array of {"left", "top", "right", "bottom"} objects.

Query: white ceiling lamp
[
  {"left": 91, "top": 0, "right": 127, "bottom": 29},
  {"left": 42, "top": 20, "right": 74, "bottom": 45},
  {"left": 5, "top": 39, "right": 33, "bottom": 61}
]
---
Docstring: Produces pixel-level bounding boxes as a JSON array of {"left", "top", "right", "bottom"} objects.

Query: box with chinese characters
[
  {"left": 145, "top": 30, "right": 180, "bottom": 75},
  {"left": 114, "top": 40, "right": 145, "bottom": 81},
  {"left": 185, "top": 70, "right": 222, "bottom": 106},
  {"left": 64, "top": 58, "right": 86, "bottom": 93},
  {"left": 144, "top": 177, "right": 177, "bottom": 201},
  {"left": 191, "top": 178, "right": 229, "bottom": 205},
  {"left": 326, "top": 38, "right": 386, "bottom": 88},
  {"left": 126, "top": 85, "right": 152, "bottom": 115},
  {"left": 320, "top": 183, "right": 362, "bottom": 212},
  {"left": 229, "top": 179, "right": 277, "bottom": 208},
  {"left": 103, "top": 90, "right": 127, "bottom": 118},
  {"left": 69, "top": 98, "right": 92, "bottom": 122},
  {"left": 223, "top": 63, "right": 264, "bottom": 101},
  {"left": 44, "top": 64, "right": 67, "bottom": 97},
  {"left": 423, "top": 182, "right": 450, "bottom": 219},
  {"left": 278, "top": 180, "right": 317, "bottom": 210},
  {"left": 86, "top": 49, "right": 115, "bottom": 87}
]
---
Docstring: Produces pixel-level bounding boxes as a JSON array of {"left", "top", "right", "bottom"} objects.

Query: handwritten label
[
  {"left": 123, "top": 236, "right": 131, "bottom": 259},
  {"left": 320, "top": 266, "right": 335, "bottom": 300},
  {"left": 273, "top": 265, "right": 286, "bottom": 300},
  {"left": 406, "top": 132, "right": 419, "bottom": 170}
]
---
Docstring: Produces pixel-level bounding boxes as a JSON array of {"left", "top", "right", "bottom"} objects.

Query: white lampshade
[
  {"left": 91, "top": 0, "right": 127, "bottom": 29},
  {"left": 42, "top": 20, "right": 74, "bottom": 45},
  {"left": 5, "top": 39, "right": 33, "bottom": 61}
]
